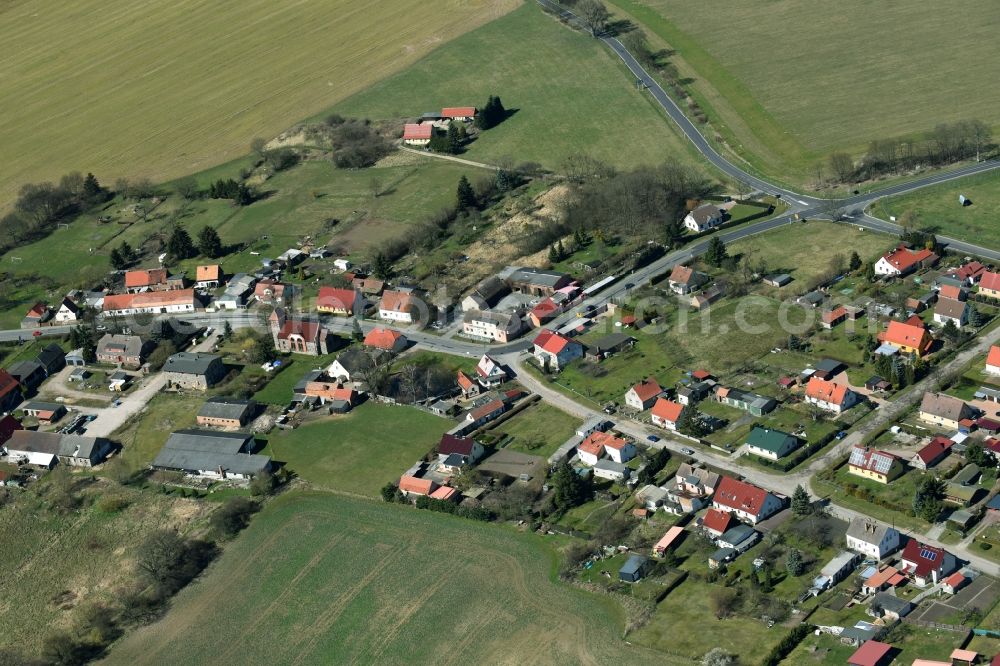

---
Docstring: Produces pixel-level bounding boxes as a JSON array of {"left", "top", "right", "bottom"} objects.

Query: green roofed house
[{"left": 745, "top": 426, "right": 800, "bottom": 460}]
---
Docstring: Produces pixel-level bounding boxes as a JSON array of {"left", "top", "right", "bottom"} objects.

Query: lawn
[
  {"left": 261, "top": 403, "right": 453, "bottom": 497},
  {"left": 630, "top": 577, "right": 785, "bottom": 663},
  {"left": 490, "top": 401, "right": 580, "bottom": 458},
  {"left": 608, "top": 0, "right": 1000, "bottom": 185},
  {"left": 103, "top": 491, "right": 666, "bottom": 665},
  {"left": 331, "top": 2, "right": 701, "bottom": 172},
  {"left": 876, "top": 169, "right": 1000, "bottom": 252},
  {"left": 110, "top": 393, "right": 204, "bottom": 468},
  {"left": 0, "top": 0, "right": 517, "bottom": 207},
  {"left": 0, "top": 479, "right": 211, "bottom": 657},
  {"left": 726, "top": 221, "right": 887, "bottom": 296}
]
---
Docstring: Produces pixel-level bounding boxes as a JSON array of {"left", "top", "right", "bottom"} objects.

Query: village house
[
  {"left": 196, "top": 398, "right": 256, "bottom": 429},
  {"left": 216, "top": 274, "right": 256, "bottom": 310},
  {"left": 96, "top": 334, "right": 152, "bottom": 369},
  {"left": 862, "top": 567, "right": 905, "bottom": 596},
  {"left": 677, "top": 379, "right": 714, "bottom": 406},
  {"left": 505, "top": 267, "right": 573, "bottom": 297},
  {"left": 269, "top": 309, "right": 329, "bottom": 356},
  {"left": 152, "top": 429, "right": 271, "bottom": 480},
  {"left": 576, "top": 430, "right": 636, "bottom": 466},
  {"left": 979, "top": 271, "right": 1000, "bottom": 299},
  {"left": 402, "top": 123, "right": 433, "bottom": 146},
  {"left": 987, "top": 346, "right": 1000, "bottom": 375},
  {"left": 900, "top": 539, "right": 956, "bottom": 587},
  {"left": 650, "top": 397, "right": 684, "bottom": 430},
  {"left": 683, "top": 203, "right": 724, "bottom": 233},
  {"left": 462, "top": 309, "right": 522, "bottom": 343},
  {"left": 532, "top": 330, "right": 584, "bottom": 371},
  {"left": 437, "top": 434, "right": 485, "bottom": 466},
  {"left": 878, "top": 315, "right": 934, "bottom": 357},
  {"left": 21, "top": 302, "right": 52, "bottom": 328},
  {"left": 667, "top": 265, "right": 708, "bottom": 295},
  {"left": 674, "top": 462, "right": 719, "bottom": 497},
  {"left": 195, "top": 265, "right": 223, "bottom": 289},
  {"left": 5, "top": 430, "right": 112, "bottom": 468},
  {"left": 352, "top": 277, "right": 385, "bottom": 297},
  {"left": 701, "top": 508, "right": 735, "bottom": 538},
  {"left": 846, "top": 517, "right": 901, "bottom": 560},
  {"left": 933, "top": 297, "right": 969, "bottom": 328},
  {"left": 0, "top": 370, "right": 23, "bottom": 413},
  {"left": 625, "top": 378, "right": 663, "bottom": 411},
  {"left": 35, "top": 344, "right": 65, "bottom": 376},
  {"left": 398, "top": 475, "right": 438, "bottom": 497},
  {"left": 302, "top": 378, "right": 357, "bottom": 411},
  {"left": 527, "top": 298, "right": 561, "bottom": 328},
  {"left": 873, "top": 244, "right": 939, "bottom": 277},
  {"left": 848, "top": 446, "right": 904, "bottom": 484},
  {"left": 442, "top": 106, "right": 477, "bottom": 122},
  {"left": 460, "top": 398, "right": 506, "bottom": 430},
  {"left": 317, "top": 287, "right": 363, "bottom": 316},
  {"left": 326, "top": 348, "right": 385, "bottom": 384},
  {"left": 53, "top": 297, "right": 80, "bottom": 323},
  {"left": 123, "top": 268, "right": 184, "bottom": 293},
  {"left": 919, "top": 392, "right": 976, "bottom": 430},
  {"left": 942, "top": 571, "right": 969, "bottom": 595},
  {"left": 20, "top": 401, "right": 67, "bottom": 424},
  {"left": 804, "top": 376, "right": 861, "bottom": 414},
  {"left": 457, "top": 371, "right": 479, "bottom": 398},
  {"left": 938, "top": 283, "right": 967, "bottom": 301},
  {"left": 745, "top": 426, "right": 800, "bottom": 460},
  {"left": 948, "top": 260, "right": 986, "bottom": 285},
  {"left": 102, "top": 289, "right": 198, "bottom": 316},
  {"left": 163, "top": 352, "right": 226, "bottom": 390},
  {"left": 474, "top": 355, "right": 506, "bottom": 388},
  {"left": 363, "top": 327, "right": 407, "bottom": 353},
  {"left": 461, "top": 276, "right": 510, "bottom": 312},
  {"left": 717, "top": 524, "right": 759, "bottom": 553},
  {"left": 378, "top": 290, "right": 417, "bottom": 324},
  {"left": 712, "top": 476, "right": 783, "bottom": 524},
  {"left": 8, "top": 360, "right": 46, "bottom": 392},
  {"left": 911, "top": 436, "right": 953, "bottom": 470},
  {"left": 690, "top": 285, "right": 723, "bottom": 310},
  {"left": 253, "top": 279, "right": 291, "bottom": 306},
  {"left": 593, "top": 460, "right": 630, "bottom": 482},
  {"left": 716, "top": 386, "right": 776, "bottom": 416}
]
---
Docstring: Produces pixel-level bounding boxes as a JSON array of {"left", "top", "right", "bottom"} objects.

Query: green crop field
[
  {"left": 0, "top": 0, "right": 518, "bottom": 207},
  {"left": 610, "top": 0, "right": 1000, "bottom": 184},
  {"left": 332, "top": 2, "right": 700, "bottom": 171},
  {"left": 262, "top": 403, "right": 453, "bottom": 497},
  {"left": 875, "top": 170, "right": 1000, "bottom": 251},
  {"left": 0, "top": 481, "right": 210, "bottom": 656},
  {"left": 104, "top": 492, "right": 666, "bottom": 665}
]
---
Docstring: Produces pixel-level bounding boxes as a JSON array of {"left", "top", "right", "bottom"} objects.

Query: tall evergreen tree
[
  {"left": 456, "top": 176, "right": 476, "bottom": 210},
  {"left": 197, "top": 225, "right": 223, "bottom": 258},
  {"left": 849, "top": 251, "right": 862, "bottom": 271},
  {"left": 791, "top": 485, "right": 812, "bottom": 515},
  {"left": 551, "top": 462, "right": 591, "bottom": 512},
  {"left": 167, "top": 226, "right": 195, "bottom": 260},
  {"left": 548, "top": 245, "right": 559, "bottom": 263},
  {"left": 82, "top": 172, "right": 104, "bottom": 202},
  {"left": 704, "top": 236, "right": 729, "bottom": 267},
  {"left": 446, "top": 123, "right": 462, "bottom": 154}
]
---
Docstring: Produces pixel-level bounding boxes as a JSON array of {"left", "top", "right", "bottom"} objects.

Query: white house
[
  {"left": 462, "top": 310, "right": 522, "bottom": 343},
  {"left": 933, "top": 297, "right": 968, "bottom": 327},
  {"left": 475, "top": 354, "right": 507, "bottom": 387},
  {"left": 577, "top": 431, "right": 635, "bottom": 466},
  {"left": 102, "top": 289, "right": 198, "bottom": 317},
  {"left": 804, "top": 377, "right": 861, "bottom": 414},
  {"left": 712, "top": 476, "right": 783, "bottom": 524},
  {"left": 683, "top": 204, "right": 724, "bottom": 233},
  {"left": 874, "top": 245, "right": 938, "bottom": 277},
  {"left": 987, "top": 346, "right": 1000, "bottom": 376},
  {"left": 625, "top": 378, "right": 663, "bottom": 411},
  {"left": 650, "top": 398, "right": 684, "bottom": 430},
  {"left": 532, "top": 330, "right": 584, "bottom": 371},
  {"left": 53, "top": 298, "right": 80, "bottom": 323},
  {"left": 378, "top": 290, "right": 416, "bottom": 324},
  {"left": 846, "top": 517, "right": 900, "bottom": 560},
  {"left": 593, "top": 460, "right": 630, "bottom": 482}
]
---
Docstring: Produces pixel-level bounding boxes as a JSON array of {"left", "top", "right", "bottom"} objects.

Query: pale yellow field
[{"left": 0, "top": 0, "right": 518, "bottom": 206}]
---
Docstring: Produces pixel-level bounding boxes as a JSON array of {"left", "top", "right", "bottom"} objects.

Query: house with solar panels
[
  {"left": 847, "top": 446, "right": 904, "bottom": 484},
  {"left": 899, "top": 539, "right": 956, "bottom": 587}
]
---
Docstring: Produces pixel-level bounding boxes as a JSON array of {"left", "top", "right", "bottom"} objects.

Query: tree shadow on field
[{"left": 605, "top": 18, "right": 636, "bottom": 36}]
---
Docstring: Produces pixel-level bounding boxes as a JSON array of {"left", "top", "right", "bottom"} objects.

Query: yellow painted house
[{"left": 848, "top": 446, "right": 904, "bottom": 484}]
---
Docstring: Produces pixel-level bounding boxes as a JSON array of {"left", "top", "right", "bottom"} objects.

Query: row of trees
[
  {"left": 827, "top": 119, "right": 993, "bottom": 183},
  {"left": 207, "top": 178, "right": 254, "bottom": 205}
]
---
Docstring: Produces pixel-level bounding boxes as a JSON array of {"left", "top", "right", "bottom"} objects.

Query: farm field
[
  {"left": 0, "top": 480, "right": 210, "bottom": 656},
  {"left": 103, "top": 492, "right": 666, "bottom": 665},
  {"left": 261, "top": 403, "right": 453, "bottom": 497},
  {"left": 875, "top": 170, "right": 1000, "bottom": 252},
  {"left": 331, "top": 2, "right": 701, "bottom": 171},
  {"left": 610, "top": 0, "right": 1000, "bottom": 184},
  {"left": 0, "top": 0, "right": 517, "bottom": 208}
]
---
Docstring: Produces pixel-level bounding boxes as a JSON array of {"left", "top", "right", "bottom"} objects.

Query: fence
[{"left": 903, "top": 617, "right": 971, "bottom": 634}]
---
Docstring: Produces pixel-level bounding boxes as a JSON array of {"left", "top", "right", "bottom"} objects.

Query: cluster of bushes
[
  {"left": 207, "top": 178, "right": 254, "bottom": 205},
  {"left": 828, "top": 119, "right": 992, "bottom": 183},
  {"left": 325, "top": 116, "right": 394, "bottom": 168},
  {"left": 0, "top": 172, "right": 109, "bottom": 254}
]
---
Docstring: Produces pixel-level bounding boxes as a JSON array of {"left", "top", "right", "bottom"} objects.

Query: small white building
[
  {"left": 683, "top": 204, "right": 723, "bottom": 233},
  {"left": 593, "top": 460, "right": 630, "bottom": 482},
  {"left": 846, "top": 517, "right": 900, "bottom": 560}
]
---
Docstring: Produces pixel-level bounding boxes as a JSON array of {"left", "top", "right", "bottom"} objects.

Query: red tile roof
[
  {"left": 651, "top": 397, "right": 683, "bottom": 424},
  {"left": 981, "top": 271, "right": 1000, "bottom": 292},
  {"left": 0, "top": 370, "right": 19, "bottom": 403},
  {"left": 441, "top": 106, "right": 476, "bottom": 118},
  {"left": 103, "top": 289, "right": 196, "bottom": 311},
  {"left": 939, "top": 284, "right": 964, "bottom": 300},
  {"left": 879, "top": 318, "right": 933, "bottom": 353},
  {"left": 943, "top": 571, "right": 966, "bottom": 588},
  {"left": 439, "top": 434, "right": 476, "bottom": 457},
  {"left": 364, "top": 327, "right": 404, "bottom": 350},
  {"left": 669, "top": 265, "right": 696, "bottom": 284},
  {"left": 457, "top": 371, "right": 476, "bottom": 391},
  {"left": 429, "top": 485, "right": 458, "bottom": 501},
  {"left": 915, "top": 436, "right": 953, "bottom": 465},
  {"left": 379, "top": 290, "right": 414, "bottom": 314},
  {"left": 25, "top": 302, "right": 47, "bottom": 318},
  {"left": 880, "top": 246, "right": 936, "bottom": 273},
  {"left": 692, "top": 369, "right": 712, "bottom": 381},
  {"left": 578, "top": 436, "right": 605, "bottom": 458},
  {"left": 954, "top": 260, "right": 986, "bottom": 282},
  {"left": 530, "top": 298, "right": 559, "bottom": 321},
  {"left": 988, "top": 345, "right": 1000, "bottom": 369},
  {"left": 124, "top": 268, "right": 168, "bottom": 288},
  {"left": 901, "top": 539, "right": 948, "bottom": 578},
  {"left": 848, "top": 639, "right": 893, "bottom": 666},
  {"left": 702, "top": 508, "right": 734, "bottom": 534},
  {"left": 713, "top": 476, "right": 769, "bottom": 515},
  {"left": 805, "top": 377, "right": 851, "bottom": 405},
  {"left": 629, "top": 378, "right": 663, "bottom": 403},
  {"left": 317, "top": 287, "right": 359, "bottom": 313},
  {"left": 469, "top": 399, "right": 504, "bottom": 421},
  {"left": 533, "top": 330, "right": 576, "bottom": 355},
  {"left": 278, "top": 318, "right": 321, "bottom": 341},
  {"left": 196, "top": 265, "right": 221, "bottom": 282},
  {"left": 0, "top": 414, "right": 22, "bottom": 445},
  {"left": 403, "top": 123, "right": 432, "bottom": 140},
  {"left": 399, "top": 475, "right": 436, "bottom": 495},
  {"left": 821, "top": 306, "right": 848, "bottom": 324}
]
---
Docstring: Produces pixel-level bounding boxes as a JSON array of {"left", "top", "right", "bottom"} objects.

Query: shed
[
  {"left": 652, "top": 526, "right": 684, "bottom": 557},
  {"left": 619, "top": 554, "right": 652, "bottom": 582},
  {"left": 848, "top": 639, "right": 893, "bottom": 666}
]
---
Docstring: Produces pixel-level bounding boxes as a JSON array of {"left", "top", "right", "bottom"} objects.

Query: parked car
[
  {"left": 680, "top": 447, "right": 695, "bottom": 456},
  {"left": 646, "top": 435, "right": 660, "bottom": 442}
]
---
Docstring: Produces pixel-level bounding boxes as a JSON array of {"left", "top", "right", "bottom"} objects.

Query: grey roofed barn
[
  {"left": 163, "top": 352, "right": 222, "bottom": 376},
  {"left": 198, "top": 397, "right": 255, "bottom": 422},
  {"left": 151, "top": 429, "right": 270, "bottom": 477}
]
